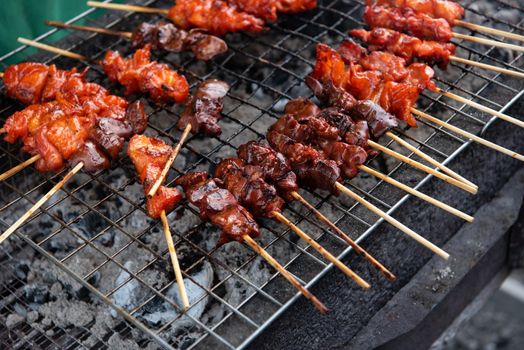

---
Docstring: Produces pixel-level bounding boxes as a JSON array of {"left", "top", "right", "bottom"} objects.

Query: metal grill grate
[{"left": 0, "top": 0, "right": 523, "bottom": 349}]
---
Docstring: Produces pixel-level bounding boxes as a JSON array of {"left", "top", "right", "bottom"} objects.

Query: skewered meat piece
[
  {"left": 131, "top": 22, "right": 228, "bottom": 60},
  {"left": 168, "top": 0, "right": 266, "bottom": 36},
  {"left": 351, "top": 100, "right": 398, "bottom": 138},
  {"left": 228, "top": 0, "right": 278, "bottom": 22},
  {"left": 176, "top": 79, "right": 230, "bottom": 136},
  {"left": 308, "top": 43, "right": 418, "bottom": 126},
  {"left": 101, "top": 45, "right": 189, "bottom": 104},
  {"left": 276, "top": 0, "right": 317, "bottom": 13},
  {"left": 363, "top": 5, "right": 453, "bottom": 42},
  {"left": 176, "top": 171, "right": 260, "bottom": 244},
  {"left": 215, "top": 158, "right": 285, "bottom": 218},
  {"left": 267, "top": 130, "right": 341, "bottom": 194},
  {"left": 128, "top": 135, "right": 183, "bottom": 219},
  {"left": 349, "top": 27, "right": 456, "bottom": 69},
  {"left": 367, "top": 0, "right": 464, "bottom": 24},
  {"left": 3, "top": 92, "right": 146, "bottom": 173},
  {"left": 237, "top": 141, "right": 298, "bottom": 200}
]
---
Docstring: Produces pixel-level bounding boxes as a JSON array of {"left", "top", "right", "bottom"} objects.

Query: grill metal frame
[{"left": 0, "top": 0, "right": 523, "bottom": 349}]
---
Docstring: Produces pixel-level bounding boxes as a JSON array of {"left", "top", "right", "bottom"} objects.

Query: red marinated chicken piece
[
  {"left": 176, "top": 171, "right": 260, "bottom": 244},
  {"left": 349, "top": 27, "right": 456, "bottom": 69},
  {"left": 367, "top": 0, "right": 464, "bottom": 24},
  {"left": 168, "top": 0, "right": 266, "bottom": 36},
  {"left": 277, "top": 0, "right": 317, "bottom": 13},
  {"left": 229, "top": 0, "right": 278, "bottom": 22},
  {"left": 101, "top": 45, "right": 189, "bottom": 104},
  {"left": 363, "top": 5, "right": 453, "bottom": 42},
  {"left": 128, "top": 135, "right": 183, "bottom": 219}
]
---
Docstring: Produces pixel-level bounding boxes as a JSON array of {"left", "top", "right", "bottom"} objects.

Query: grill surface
[{"left": 0, "top": 0, "right": 523, "bottom": 349}]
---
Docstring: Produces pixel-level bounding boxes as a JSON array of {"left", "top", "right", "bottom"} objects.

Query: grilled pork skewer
[
  {"left": 17, "top": 38, "right": 189, "bottom": 104},
  {"left": 46, "top": 20, "right": 228, "bottom": 61},
  {"left": 366, "top": 0, "right": 524, "bottom": 43},
  {"left": 214, "top": 158, "right": 371, "bottom": 288},
  {"left": 363, "top": 5, "right": 524, "bottom": 52},
  {"left": 238, "top": 141, "right": 397, "bottom": 281},
  {"left": 127, "top": 135, "right": 189, "bottom": 309},
  {"left": 313, "top": 41, "right": 524, "bottom": 162},
  {"left": 176, "top": 171, "right": 328, "bottom": 313},
  {"left": 276, "top": 98, "right": 473, "bottom": 221},
  {"left": 349, "top": 27, "right": 524, "bottom": 77}
]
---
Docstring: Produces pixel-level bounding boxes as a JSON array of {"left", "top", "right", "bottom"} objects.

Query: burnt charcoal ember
[
  {"left": 176, "top": 172, "right": 260, "bottom": 244},
  {"left": 177, "top": 79, "right": 230, "bottom": 136},
  {"left": 237, "top": 141, "right": 299, "bottom": 200},
  {"left": 351, "top": 100, "right": 398, "bottom": 138},
  {"left": 131, "top": 22, "right": 227, "bottom": 61}
]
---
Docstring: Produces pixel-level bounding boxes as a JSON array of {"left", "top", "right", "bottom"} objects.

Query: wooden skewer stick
[
  {"left": 160, "top": 210, "right": 190, "bottom": 310},
  {"left": 358, "top": 165, "right": 474, "bottom": 222},
  {"left": 291, "top": 191, "right": 396, "bottom": 281},
  {"left": 451, "top": 33, "right": 524, "bottom": 54},
  {"left": 385, "top": 132, "right": 477, "bottom": 189},
  {"left": 449, "top": 55, "right": 524, "bottom": 79},
  {"left": 0, "top": 162, "right": 84, "bottom": 244},
  {"left": 271, "top": 211, "right": 370, "bottom": 289},
  {"left": 334, "top": 182, "right": 449, "bottom": 260},
  {"left": 455, "top": 20, "right": 524, "bottom": 44},
  {"left": 87, "top": 1, "right": 169, "bottom": 15},
  {"left": 243, "top": 235, "right": 328, "bottom": 313},
  {"left": 148, "top": 124, "right": 192, "bottom": 198},
  {"left": 0, "top": 155, "right": 41, "bottom": 181},
  {"left": 18, "top": 38, "right": 88, "bottom": 62},
  {"left": 368, "top": 140, "right": 478, "bottom": 194},
  {"left": 412, "top": 108, "right": 524, "bottom": 162},
  {"left": 437, "top": 89, "right": 524, "bottom": 129},
  {"left": 46, "top": 20, "right": 133, "bottom": 39}
]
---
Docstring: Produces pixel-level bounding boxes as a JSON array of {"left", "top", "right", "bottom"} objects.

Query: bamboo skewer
[
  {"left": 358, "top": 164, "right": 474, "bottom": 222},
  {"left": 412, "top": 108, "right": 524, "bottom": 162},
  {"left": 272, "top": 211, "right": 370, "bottom": 288},
  {"left": 87, "top": 1, "right": 169, "bottom": 15},
  {"left": 437, "top": 90, "right": 524, "bottom": 129},
  {"left": 290, "top": 191, "right": 396, "bottom": 281},
  {"left": 18, "top": 38, "right": 88, "bottom": 62},
  {"left": 451, "top": 32, "right": 524, "bottom": 54},
  {"left": 0, "top": 155, "right": 41, "bottom": 181},
  {"left": 243, "top": 235, "right": 328, "bottom": 313},
  {"left": 46, "top": 20, "right": 133, "bottom": 39},
  {"left": 385, "top": 132, "right": 477, "bottom": 189},
  {"left": 449, "top": 55, "right": 524, "bottom": 79},
  {"left": 368, "top": 140, "right": 478, "bottom": 194},
  {"left": 160, "top": 210, "right": 190, "bottom": 310},
  {"left": 0, "top": 162, "right": 84, "bottom": 244},
  {"left": 455, "top": 20, "right": 524, "bottom": 44},
  {"left": 334, "top": 182, "right": 449, "bottom": 260},
  {"left": 148, "top": 124, "right": 192, "bottom": 198}
]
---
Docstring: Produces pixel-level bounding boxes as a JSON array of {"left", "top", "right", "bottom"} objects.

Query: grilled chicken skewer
[
  {"left": 46, "top": 20, "right": 228, "bottom": 61},
  {"left": 176, "top": 171, "right": 328, "bottom": 313},
  {"left": 127, "top": 135, "right": 189, "bottom": 309},
  {"left": 17, "top": 38, "right": 189, "bottom": 105},
  {"left": 349, "top": 27, "right": 524, "bottom": 78},
  {"left": 367, "top": 0, "right": 524, "bottom": 43},
  {"left": 363, "top": 5, "right": 524, "bottom": 52}
]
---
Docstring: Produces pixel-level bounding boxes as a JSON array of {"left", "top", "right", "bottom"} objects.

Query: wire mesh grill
[{"left": 0, "top": 0, "right": 523, "bottom": 349}]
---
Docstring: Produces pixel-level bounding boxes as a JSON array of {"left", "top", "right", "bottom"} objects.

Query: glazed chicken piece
[
  {"left": 101, "top": 45, "right": 189, "bottom": 104},
  {"left": 131, "top": 21, "right": 228, "bottom": 60},
  {"left": 215, "top": 158, "right": 285, "bottom": 218},
  {"left": 367, "top": 0, "right": 464, "bottom": 24},
  {"left": 176, "top": 79, "right": 230, "bottom": 136},
  {"left": 229, "top": 0, "right": 278, "bottom": 22},
  {"left": 276, "top": 0, "right": 317, "bottom": 13},
  {"left": 349, "top": 27, "right": 456, "bottom": 69},
  {"left": 168, "top": 0, "right": 266, "bottom": 36},
  {"left": 363, "top": 5, "right": 453, "bottom": 42},
  {"left": 176, "top": 171, "right": 260, "bottom": 244},
  {"left": 237, "top": 141, "right": 299, "bottom": 200},
  {"left": 128, "top": 135, "right": 183, "bottom": 219}
]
